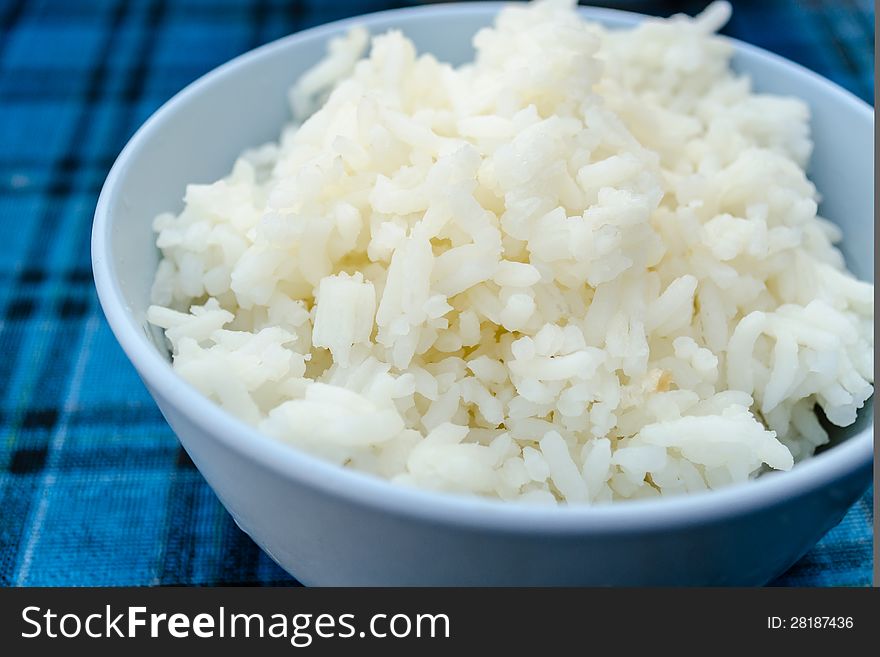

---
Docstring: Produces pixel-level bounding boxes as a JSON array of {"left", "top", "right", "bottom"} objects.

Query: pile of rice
[{"left": 147, "top": 0, "right": 874, "bottom": 504}]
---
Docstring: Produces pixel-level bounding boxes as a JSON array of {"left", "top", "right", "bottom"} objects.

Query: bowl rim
[{"left": 92, "top": 1, "right": 874, "bottom": 534}]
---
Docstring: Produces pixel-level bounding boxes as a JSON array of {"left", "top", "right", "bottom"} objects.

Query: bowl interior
[{"left": 101, "top": 5, "right": 874, "bottom": 452}]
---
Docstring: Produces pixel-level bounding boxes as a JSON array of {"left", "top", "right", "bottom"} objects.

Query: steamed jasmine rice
[{"left": 147, "top": 0, "right": 874, "bottom": 504}]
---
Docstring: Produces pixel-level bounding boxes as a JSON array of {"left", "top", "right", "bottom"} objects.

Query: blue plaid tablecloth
[{"left": 0, "top": 0, "right": 873, "bottom": 587}]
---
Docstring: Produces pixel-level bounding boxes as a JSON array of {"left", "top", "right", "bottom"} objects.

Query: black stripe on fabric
[
  {"left": 283, "top": 0, "right": 307, "bottom": 30},
  {"left": 770, "top": 562, "right": 823, "bottom": 585},
  {"left": 0, "top": 154, "right": 115, "bottom": 171},
  {"left": 66, "top": 404, "right": 166, "bottom": 427},
  {"left": 56, "top": 445, "right": 179, "bottom": 472},
  {"left": 0, "top": 321, "right": 28, "bottom": 399},
  {"left": 856, "top": 491, "right": 873, "bottom": 524},
  {"left": 85, "top": 0, "right": 168, "bottom": 209},
  {"left": 8, "top": 446, "right": 49, "bottom": 474},
  {"left": 28, "top": 0, "right": 307, "bottom": 22},
  {"left": 843, "top": 0, "right": 876, "bottom": 57},
  {"left": 808, "top": 0, "right": 870, "bottom": 98},
  {"left": 1, "top": 268, "right": 92, "bottom": 288},
  {"left": 0, "top": 3, "right": 136, "bottom": 470},
  {"left": 1, "top": 175, "right": 108, "bottom": 198},
  {"left": 17, "top": 268, "right": 44, "bottom": 285},
  {"left": 5, "top": 436, "right": 173, "bottom": 476},
  {"left": 0, "top": 2, "right": 128, "bottom": 417},
  {"left": 41, "top": 1, "right": 129, "bottom": 199},
  {"left": 215, "top": 513, "right": 263, "bottom": 586},
  {"left": 104, "top": 0, "right": 211, "bottom": 589},
  {"left": 825, "top": 543, "right": 874, "bottom": 572},
  {"left": 117, "top": 0, "right": 168, "bottom": 104},
  {"left": 250, "top": 0, "right": 270, "bottom": 49},
  {"left": 4, "top": 298, "right": 34, "bottom": 320},
  {"left": 0, "top": 0, "right": 26, "bottom": 46},
  {"left": 28, "top": 311, "right": 92, "bottom": 409},
  {"left": 0, "top": 68, "right": 213, "bottom": 103},
  {"left": 0, "top": 475, "right": 43, "bottom": 585},
  {"left": 56, "top": 294, "right": 90, "bottom": 319},
  {"left": 175, "top": 446, "right": 197, "bottom": 470},
  {"left": 158, "top": 472, "right": 202, "bottom": 585},
  {"left": 21, "top": 409, "right": 59, "bottom": 430},
  {"left": 64, "top": 267, "right": 93, "bottom": 284}
]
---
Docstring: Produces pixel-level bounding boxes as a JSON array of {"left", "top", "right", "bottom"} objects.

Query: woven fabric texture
[{"left": 0, "top": 0, "right": 873, "bottom": 586}]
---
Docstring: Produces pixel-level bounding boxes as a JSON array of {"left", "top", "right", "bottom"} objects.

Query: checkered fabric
[{"left": 0, "top": 0, "right": 873, "bottom": 587}]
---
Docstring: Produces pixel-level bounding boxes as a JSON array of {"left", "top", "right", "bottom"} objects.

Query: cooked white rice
[{"left": 147, "top": 0, "right": 874, "bottom": 504}]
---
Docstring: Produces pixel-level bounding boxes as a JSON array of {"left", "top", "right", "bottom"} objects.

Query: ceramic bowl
[{"left": 92, "top": 3, "right": 874, "bottom": 585}]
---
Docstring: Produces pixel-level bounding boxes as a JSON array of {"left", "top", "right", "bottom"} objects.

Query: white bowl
[{"left": 92, "top": 3, "right": 874, "bottom": 585}]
